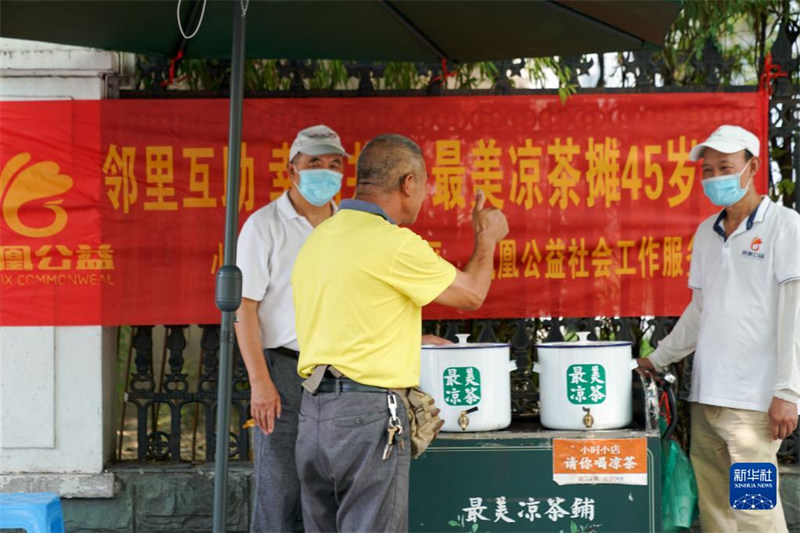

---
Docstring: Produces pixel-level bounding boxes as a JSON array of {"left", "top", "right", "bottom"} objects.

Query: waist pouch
[
  {"left": 392, "top": 387, "right": 444, "bottom": 459},
  {"left": 305, "top": 366, "right": 443, "bottom": 458}
]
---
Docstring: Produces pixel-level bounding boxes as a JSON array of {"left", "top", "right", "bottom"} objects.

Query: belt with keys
[{"left": 382, "top": 393, "right": 404, "bottom": 460}]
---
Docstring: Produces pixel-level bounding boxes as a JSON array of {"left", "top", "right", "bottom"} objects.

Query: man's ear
[
  {"left": 748, "top": 156, "right": 761, "bottom": 175},
  {"left": 399, "top": 173, "right": 415, "bottom": 197},
  {"left": 287, "top": 161, "right": 298, "bottom": 182}
]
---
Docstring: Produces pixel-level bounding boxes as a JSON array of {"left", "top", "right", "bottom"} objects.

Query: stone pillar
[
  {"left": 0, "top": 37, "right": 133, "bottom": 99},
  {"left": 0, "top": 37, "right": 133, "bottom": 497},
  {"left": 0, "top": 327, "right": 118, "bottom": 496}
]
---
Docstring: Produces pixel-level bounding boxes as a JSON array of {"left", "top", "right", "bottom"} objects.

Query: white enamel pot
[
  {"left": 420, "top": 334, "right": 516, "bottom": 432},
  {"left": 534, "top": 333, "right": 637, "bottom": 430}
]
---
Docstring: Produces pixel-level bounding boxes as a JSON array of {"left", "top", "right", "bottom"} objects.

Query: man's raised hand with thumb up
[
  {"left": 472, "top": 188, "right": 510, "bottom": 244},
  {"left": 434, "top": 187, "right": 510, "bottom": 311}
]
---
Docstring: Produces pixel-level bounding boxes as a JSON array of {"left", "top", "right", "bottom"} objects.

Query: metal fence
[
  {"left": 117, "top": 29, "right": 800, "bottom": 464},
  {"left": 119, "top": 318, "right": 798, "bottom": 464}
]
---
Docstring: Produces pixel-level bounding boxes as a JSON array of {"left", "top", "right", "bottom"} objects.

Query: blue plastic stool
[{"left": 0, "top": 492, "right": 65, "bottom": 533}]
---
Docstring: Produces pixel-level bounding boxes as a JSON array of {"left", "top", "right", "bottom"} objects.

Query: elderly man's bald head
[{"left": 356, "top": 134, "right": 424, "bottom": 193}]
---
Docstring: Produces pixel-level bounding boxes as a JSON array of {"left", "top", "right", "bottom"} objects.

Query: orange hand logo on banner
[{"left": 0, "top": 153, "right": 73, "bottom": 238}]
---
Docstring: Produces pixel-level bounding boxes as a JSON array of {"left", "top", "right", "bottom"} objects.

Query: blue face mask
[
  {"left": 701, "top": 163, "right": 751, "bottom": 207},
  {"left": 295, "top": 168, "right": 343, "bottom": 206}
]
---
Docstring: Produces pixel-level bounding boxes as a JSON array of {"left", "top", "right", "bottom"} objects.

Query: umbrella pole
[{"left": 213, "top": 3, "right": 247, "bottom": 532}]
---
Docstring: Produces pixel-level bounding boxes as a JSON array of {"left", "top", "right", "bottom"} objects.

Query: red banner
[{"left": 0, "top": 93, "right": 767, "bottom": 325}]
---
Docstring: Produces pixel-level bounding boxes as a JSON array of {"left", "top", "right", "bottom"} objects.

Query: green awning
[{"left": 1, "top": 0, "right": 683, "bottom": 62}]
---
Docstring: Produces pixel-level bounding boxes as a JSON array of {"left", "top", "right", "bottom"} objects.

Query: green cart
[{"left": 410, "top": 376, "right": 662, "bottom": 533}]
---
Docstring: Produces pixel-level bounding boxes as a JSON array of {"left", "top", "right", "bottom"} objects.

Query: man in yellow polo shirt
[{"left": 291, "top": 133, "right": 508, "bottom": 532}]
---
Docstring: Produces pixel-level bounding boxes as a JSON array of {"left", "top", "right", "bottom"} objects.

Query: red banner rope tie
[
  {"left": 760, "top": 52, "right": 788, "bottom": 96},
  {"left": 160, "top": 50, "right": 185, "bottom": 88},
  {"left": 431, "top": 58, "right": 458, "bottom": 86}
]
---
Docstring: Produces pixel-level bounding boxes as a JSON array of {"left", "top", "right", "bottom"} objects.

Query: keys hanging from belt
[
  {"left": 387, "top": 393, "right": 403, "bottom": 430},
  {"left": 383, "top": 393, "right": 404, "bottom": 460}
]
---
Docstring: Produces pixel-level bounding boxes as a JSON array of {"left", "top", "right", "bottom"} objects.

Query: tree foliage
[
  {"left": 136, "top": 0, "right": 797, "bottom": 94},
  {"left": 656, "top": 0, "right": 797, "bottom": 86}
]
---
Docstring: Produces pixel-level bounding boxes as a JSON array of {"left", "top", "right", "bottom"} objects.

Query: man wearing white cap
[
  {"left": 637, "top": 125, "right": 799, "bottom": 532},
  {"left": 236, "top": 124, "right": 348, "bottom": 532}
]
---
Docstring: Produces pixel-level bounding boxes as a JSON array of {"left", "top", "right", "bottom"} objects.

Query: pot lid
[
  {"left": 538, "top": 331, "right": 632, "bottom": 348},
  {"left": 537, "top": 340, "right": 633, "bottom": 348},
  {"left": 422, "top": 333, "right": 509, "bottom": 350},
  {"left": 422, "top": 342, "right": 510, "bottom": 350}
]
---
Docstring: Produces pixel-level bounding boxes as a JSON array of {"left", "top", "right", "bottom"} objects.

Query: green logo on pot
[
  {"left": 442, "top": 366, "right": 481, "bottom": 406},
  {"left": 566, "top": 364, "right": 606, "bottom": 405}
]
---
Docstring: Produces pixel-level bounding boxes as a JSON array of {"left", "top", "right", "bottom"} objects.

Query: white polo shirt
[
  {"left": 688, "top": 196, "right": 800, "bottom": 412},
  {"left": 236, "top": 192, "right": 334, "bottom": 352}
]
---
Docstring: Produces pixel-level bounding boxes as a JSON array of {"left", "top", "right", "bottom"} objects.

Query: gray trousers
[
  {"left": 251, "top": 350, "right": 304, "bottom": 533},
  {"left": 296, "top": 390, "right": 410, "bottom": 533}
]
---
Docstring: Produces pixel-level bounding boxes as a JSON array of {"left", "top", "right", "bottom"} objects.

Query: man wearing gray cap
[
  {"left": 637, "top": 125, "right": 799, "bottom": 532},
  {"left": 235, "top": 124, "right": 348, "bottom": 532}
]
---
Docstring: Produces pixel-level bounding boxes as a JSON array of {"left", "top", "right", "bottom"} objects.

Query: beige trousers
[{"left": 690, "top": 403, "right": 788, "bottom": 533}]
